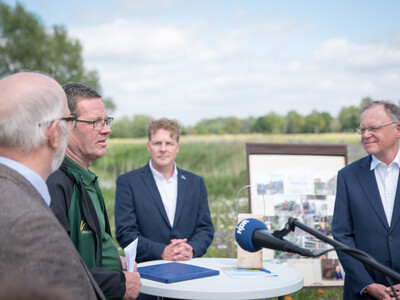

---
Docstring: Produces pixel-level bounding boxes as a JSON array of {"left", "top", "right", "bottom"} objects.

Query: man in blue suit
[
  {"left": 115, "top": 118, "right": 214, "bottom": 263},
  {"left": 332, "top": 101, "right": 400, "bottom": 299}
]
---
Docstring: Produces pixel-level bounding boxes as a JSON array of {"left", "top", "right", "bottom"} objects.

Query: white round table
[{"left": 138, "top": 257, "right": 303, "bottom": 300}]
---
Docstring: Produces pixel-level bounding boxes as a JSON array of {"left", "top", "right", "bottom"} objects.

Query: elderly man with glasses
[
  {"left": 47, "top": 82, "right": 141, "bottom": 300},
  {"left": 0, "top": 73, "right": 105, "bottom": 300},
  {"left": 332, "top": 101, "right": 400, "bottom": 300}
]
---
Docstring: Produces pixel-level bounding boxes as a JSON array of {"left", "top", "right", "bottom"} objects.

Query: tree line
[{"left": 110, "top": 97, "right": 391, "bottom": 138}]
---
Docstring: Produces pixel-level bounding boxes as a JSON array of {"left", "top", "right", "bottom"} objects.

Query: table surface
[{"left": 138, "top": 258, "right": 304, "bottom": 300}]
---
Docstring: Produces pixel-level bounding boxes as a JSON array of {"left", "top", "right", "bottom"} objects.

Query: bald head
[
  {"left": 0, "top": 72, "right": 65, "bottom": 116},
  {"left": 0, "top": 72, "right": 67, "bottom": 151}
]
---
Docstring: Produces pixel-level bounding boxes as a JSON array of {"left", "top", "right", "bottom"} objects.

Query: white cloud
[
  {"left": 313, "top": 37, "right": 400, "bottom": 70},
  {"left": 113, "top": 0, "right": 180, "bottom": 11},
  {"left": 68, "top": 12, "right": 400, "bottom": 125},
  {"left": 69, "top": 0, "right": 182, "bottom": 24},
  {"left": 71, "top": 19, "right": 189, "bottom": 61}
]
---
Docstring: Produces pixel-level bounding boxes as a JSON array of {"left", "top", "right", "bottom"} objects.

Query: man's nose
[
  {"left": 100, "top": 123, "right": 112, "bottom": 134},
  {"left": 361, "top": 129, "right": 372, "bottom": 137}
]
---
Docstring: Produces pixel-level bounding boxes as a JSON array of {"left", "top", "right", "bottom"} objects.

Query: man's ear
[
  {"left": 396, "top": 122, "right": 400, "bottom": 139},
  {"left": 47, "top": 120, "right": 60, "bottom": 150}
]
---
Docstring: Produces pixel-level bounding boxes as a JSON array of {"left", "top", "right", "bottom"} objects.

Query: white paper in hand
[{"left": 124, "top": 238, "right": 138, "bottom": 272}]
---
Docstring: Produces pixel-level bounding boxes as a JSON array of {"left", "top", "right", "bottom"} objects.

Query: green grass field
[{"left": 92, "top": 133, "right": 363, "bottom": 299}]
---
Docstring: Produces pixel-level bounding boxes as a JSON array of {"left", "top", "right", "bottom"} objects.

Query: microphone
[{"left": 235, "top": 218, "right": 314, "bottom": 257}]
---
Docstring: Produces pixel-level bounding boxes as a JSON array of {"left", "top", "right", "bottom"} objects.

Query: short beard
[{"left": 49, "top": 126, "right": 68, "bottom": 173}]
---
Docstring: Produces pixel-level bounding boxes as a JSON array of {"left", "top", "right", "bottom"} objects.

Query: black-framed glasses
[
  {"left": 38, "top": 115, "right": 77, "bottom": 131},
  {"left": 356, "top": 122, "right": 398, "bottom": 135},
  {"left": 76, "top": 117, "right": 113, "bottom": 131}
]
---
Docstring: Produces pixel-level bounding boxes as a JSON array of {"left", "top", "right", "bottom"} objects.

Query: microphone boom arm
[
  {"left": 287, "top": 217, "right": 400, "bottom": 283},
  {"left": 272, "top": 223, "right": 293, "bottom": 239}
]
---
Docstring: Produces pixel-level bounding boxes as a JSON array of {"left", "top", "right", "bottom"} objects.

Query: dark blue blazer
[
  {"left": 115, "top": 163, "right": 214, "bottom": 263},
  {"left": 332, "top": 155, "right": 400, "bottom": 299}
]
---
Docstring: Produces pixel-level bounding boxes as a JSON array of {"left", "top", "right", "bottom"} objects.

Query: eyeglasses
[
  {"left": 76, "top": 117, "right": 113, "bottom": 131},
  {"left": 39, "top": 115, "right": 77, "bottom": 131},
  {"left": 356, "top": 122, "right": 398, "bottom": 135}
]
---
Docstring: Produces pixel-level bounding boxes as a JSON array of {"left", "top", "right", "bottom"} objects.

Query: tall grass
[{"left": 92, "top": 133, "right": 363, "bottom": 299}]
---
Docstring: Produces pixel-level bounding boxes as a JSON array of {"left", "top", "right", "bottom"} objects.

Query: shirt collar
[
  {"left": 371, "top": 150, "right": 400, "bottom": 170},
  {"left": 65, "top": 156, "right": 97, "bottom": 186},
  {"left": 0, "top": 156, "right": 51, "bottom": 206},
  {"left": 149, "top": 159, "right": 177, "bottom": 182}
]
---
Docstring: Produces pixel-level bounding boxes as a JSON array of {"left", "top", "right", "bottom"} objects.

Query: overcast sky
[{"left": 4, "top": 0, "right": 400, "bottom": 125}]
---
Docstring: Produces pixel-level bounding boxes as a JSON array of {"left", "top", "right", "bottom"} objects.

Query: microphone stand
[{"left": 277, "top": 217, "right": 400, "bottom": 283}]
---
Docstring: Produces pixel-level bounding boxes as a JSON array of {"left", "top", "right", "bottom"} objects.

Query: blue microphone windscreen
[{"left": 235, "top": 218, "right": 267, "bottom": 252}]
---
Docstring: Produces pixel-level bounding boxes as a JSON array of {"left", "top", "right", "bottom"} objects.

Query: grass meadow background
[{"left": 92, "top": 133, "right": 364, "bottom": 300}]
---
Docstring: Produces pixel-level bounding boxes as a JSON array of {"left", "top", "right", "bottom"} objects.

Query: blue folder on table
[{"left": 138, "top": 262, "right": 220, "bottom": 283}]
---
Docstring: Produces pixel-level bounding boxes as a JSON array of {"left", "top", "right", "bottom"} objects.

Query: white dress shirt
[
  {"left": 371, "top": 150, "right": 400, "bottom": 227},
  {"left": 149, "top": 160, "right": 178, "bottom": 227}
]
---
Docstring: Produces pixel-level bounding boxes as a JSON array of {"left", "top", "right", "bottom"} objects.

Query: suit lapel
[
  {"left": 357, "top": 156, "right": 390, "bottom": 230},
  {"left": 173, "top": 169, "right": 187, "bottom": 227},
  {"left": 141, "top": 164, "right": 171, "bottom": 228}
]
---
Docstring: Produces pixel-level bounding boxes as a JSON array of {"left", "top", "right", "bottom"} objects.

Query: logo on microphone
[{"left": 236, "top": 219, "right": 249, "bottom": 235}]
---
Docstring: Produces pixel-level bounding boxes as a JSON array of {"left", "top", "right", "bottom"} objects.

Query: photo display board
[{"left": 246, "top": 143, "right": 347, "bottom": 286}]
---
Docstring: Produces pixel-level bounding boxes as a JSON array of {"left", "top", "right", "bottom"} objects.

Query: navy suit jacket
[
  {"left": 115, "top": 163, "right": 214, "bottom": 263},
  {"left": 332, "top": 155, "right": 400, "bottom": 299}
]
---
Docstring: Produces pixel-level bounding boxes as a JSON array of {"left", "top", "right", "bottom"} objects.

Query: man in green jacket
[{"left": 47, "top": 82, "right": 141, "bottom": 300}]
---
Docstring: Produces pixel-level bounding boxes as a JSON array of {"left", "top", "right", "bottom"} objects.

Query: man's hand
[
  {"left": 366, "top": 283, "right": 393, "bottom": 300},
  {"left": 385, "top": 283, "right": 400, "bottom": 299},
  {"left": 123, "top": 271, "right": 141, "bottom": 300},
  {"left": 161, "top": 238, "right": 193, "bottom": 261},
  {"left": 120, "top": 256, "right": 137, "bottom": 272},
  {"left": 121, "top": 256, "right": 127, "bottom": 271}
]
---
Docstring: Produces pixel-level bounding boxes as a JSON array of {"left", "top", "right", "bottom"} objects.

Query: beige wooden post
[{"left": 237, "top": 213, "right": 263, "bottom": 268}]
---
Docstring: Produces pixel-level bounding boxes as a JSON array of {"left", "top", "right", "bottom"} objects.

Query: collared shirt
[
  {"left": 65, "top": 156, "right": 122, "bottom": 271},
  {"left": 149, "top": 159, "right": 178, "bottom": 227},
  {"left": 0, "top": 156, "right": 51, "bottom": 206},
  {"left": 371, "top": 150, "right": 400, "bottom": 227}
]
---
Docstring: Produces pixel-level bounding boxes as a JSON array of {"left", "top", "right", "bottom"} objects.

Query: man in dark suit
[
  {"left": 0, "top": 72, "right": 104, "bottom": 300},
  {"left": 115, "top": 118, "right": 214, "bottom": 263},
  {"left": 332, "top": 101, "right": 400, "bottom": 300}
]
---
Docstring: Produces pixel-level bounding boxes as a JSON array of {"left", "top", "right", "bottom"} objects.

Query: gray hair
[
  {"left": 62, "top": 82, "right": 101, "bottom": 117},
  {"left": 362, "top": 100, "right": 400, "bottom": 122},
  {"left": 0, "top": 72, "right": 65, "bottom": 151}
]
